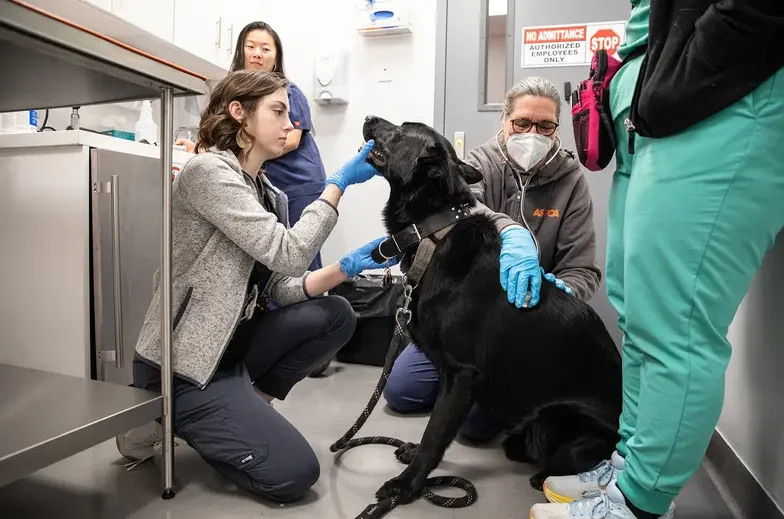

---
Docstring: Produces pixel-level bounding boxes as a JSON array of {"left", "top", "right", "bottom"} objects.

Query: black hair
[{"left": 229, "top": 21, "right": 286, "bottom": 75}]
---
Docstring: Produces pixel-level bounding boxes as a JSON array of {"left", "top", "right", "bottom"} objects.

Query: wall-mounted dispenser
[
  {"left": 313, "top": 50, "right": 349, "bottom": 106},
  {"left": 356, "top": 0, "right": 412, "bottom": 36}
]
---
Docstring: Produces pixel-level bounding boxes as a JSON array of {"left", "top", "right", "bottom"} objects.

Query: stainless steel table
[
  {"left": 0, "top": 363, "right": 163, "bottom": 488},
  {"left": 0, "top": 0, "right": 209, "bottom": 498}
]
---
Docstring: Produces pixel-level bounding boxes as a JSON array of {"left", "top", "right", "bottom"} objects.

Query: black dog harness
[
  {"left": 330, "top": 203, "right": 480, "bottom": 519},
  {"left": 372, "top": 202, "right": 473, "bottom": 264}
]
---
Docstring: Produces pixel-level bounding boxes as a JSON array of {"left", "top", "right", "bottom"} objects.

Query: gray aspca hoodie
[
  {"left": 466, "top": 136, "right": 602, "bottom": 301},
  {"left": 134, "top": 149, "right": 337, "bottom": 388}
]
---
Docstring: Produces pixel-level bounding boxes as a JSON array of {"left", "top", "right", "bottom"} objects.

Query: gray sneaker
[
  {"left": 544, "top": 451, "right": 626, "bottom": 503},
  {"left": 116, "top": 421, "right": 176, "bottom": 471},
  {"left": 531, "top": 479, "right": 676, "bottom": 519}
]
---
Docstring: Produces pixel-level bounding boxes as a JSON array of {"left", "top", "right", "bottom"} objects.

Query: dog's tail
[{"left": 503, "top": 399, "right": 619, "bottom": 470}]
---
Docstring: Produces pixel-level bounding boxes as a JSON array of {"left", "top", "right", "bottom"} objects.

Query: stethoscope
[{"left": 495, "top": 130, "right": 562, "bottom": 259}]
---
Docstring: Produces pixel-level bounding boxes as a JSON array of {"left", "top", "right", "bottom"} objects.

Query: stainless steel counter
[{"left": 0, "top": 363, "right": 163, "bottom": 488}]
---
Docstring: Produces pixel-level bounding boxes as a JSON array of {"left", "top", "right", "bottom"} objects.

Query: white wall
[
  {"left": 719, "top": 231, "right": 784, "bottom": 510},
  {"left": 256, "top": 0, "right": 437, "bottom": 264}
]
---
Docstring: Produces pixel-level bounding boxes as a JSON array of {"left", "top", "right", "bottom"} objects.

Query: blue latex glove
[
  {"left": 326, "top": 140, "right": 378, "bottom": 192},
  {"left": 499, "top": 226, "right": 542, "bottom": 308},
  {"left": 339, "top": 236, "right": 399, "bottom": 279},
  {"left": 542, "top": 268, "right": 574, "bottom": 296}
]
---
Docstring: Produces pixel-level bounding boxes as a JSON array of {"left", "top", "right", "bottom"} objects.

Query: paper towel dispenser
[{"left": 313, "top": 51, "right": 349, "bottom": 106}]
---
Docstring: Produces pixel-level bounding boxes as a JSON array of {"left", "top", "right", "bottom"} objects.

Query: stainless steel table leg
[{"left": 160, "top": 86, "right": 176, "bottom": 500}]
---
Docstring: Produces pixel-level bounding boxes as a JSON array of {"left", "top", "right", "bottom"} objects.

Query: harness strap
[
  {"left": 375, "top": 203, "right": 473, "bottom": 262},
  {"left": 405, "top": 226, "right": 453, "bottom": 286}
]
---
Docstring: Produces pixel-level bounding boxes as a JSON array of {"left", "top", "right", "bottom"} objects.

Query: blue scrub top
[{"left": 263, "top": 82, "right": 327, "bottom": 200}]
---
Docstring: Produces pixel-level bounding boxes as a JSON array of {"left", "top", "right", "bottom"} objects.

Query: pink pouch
[{"left": 571, "top": 50, "right": 623, "bottom": 171}]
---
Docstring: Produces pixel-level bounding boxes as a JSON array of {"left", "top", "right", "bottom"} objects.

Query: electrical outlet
[{"left": 378, "top": 66, "right": 392, "bottom": 83}]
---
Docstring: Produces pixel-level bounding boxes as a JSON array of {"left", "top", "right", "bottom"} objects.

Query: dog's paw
[
  {"left": 529, "top": 472, "right": 547, "bottom": 491},
  {"left": 394, "top": 442, "right": 418, "bottom": 465},
  {"left": 375, "top": 475, "right": 420, "bottom": 504}
]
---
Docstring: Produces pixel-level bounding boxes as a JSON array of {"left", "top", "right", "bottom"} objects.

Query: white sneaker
[
  {"left": 544, "top": 451, "right": 626, "bottom": 503},
  {"left": 116, "top": 421, "right": 177, "bottom": 471},
  {"left": 530, "top": 479, "right": 676, "bottom": 519}
]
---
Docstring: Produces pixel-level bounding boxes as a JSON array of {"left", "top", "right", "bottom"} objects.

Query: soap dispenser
[{"left": 134, "top": 100, "right": 158, "bottom": 144}]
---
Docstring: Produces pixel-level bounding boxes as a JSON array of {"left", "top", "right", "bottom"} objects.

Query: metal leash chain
[{"left": 330, "top": 277, "right": 478, "bottom": 519}]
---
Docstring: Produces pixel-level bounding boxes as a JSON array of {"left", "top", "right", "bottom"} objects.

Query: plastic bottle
[{"left": 134, "top": 101, "right": 158, "bottom": 144}]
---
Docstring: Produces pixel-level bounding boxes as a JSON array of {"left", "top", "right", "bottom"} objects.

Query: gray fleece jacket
[
  {"left": 466, "top": 137, "right": 601, "bottom": 301},
  {"left": 134, "top": 149, "right": 337, "bottom": 388}
]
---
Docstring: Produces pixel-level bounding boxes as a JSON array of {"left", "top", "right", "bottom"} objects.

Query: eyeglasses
[{"left": 510, "top": 118, "right": 559, "bottom": 136}]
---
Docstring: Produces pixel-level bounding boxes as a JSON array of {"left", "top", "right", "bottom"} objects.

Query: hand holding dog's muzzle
[{"left": 326, "top": 140, "right": 378, "bottom": 192}]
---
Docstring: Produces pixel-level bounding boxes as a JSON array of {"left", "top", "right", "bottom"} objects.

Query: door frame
[{"left": 433, "top": 0, "right": 517, "bottom": 132}]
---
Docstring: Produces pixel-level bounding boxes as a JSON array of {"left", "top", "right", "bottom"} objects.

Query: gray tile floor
[{"left": 0, "top": 363, "right": 735, "bottom": 519}]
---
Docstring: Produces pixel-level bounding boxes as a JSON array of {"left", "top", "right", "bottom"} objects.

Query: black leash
[{"left": 330, "top": 284, "right": 478, "bottom": 519}]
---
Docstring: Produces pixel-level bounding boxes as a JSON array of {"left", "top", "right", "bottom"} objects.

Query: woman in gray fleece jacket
[
  {"left": 117, "top": 70, "right": 394, "bottom": 501},
  {"left": 384, "top": 77, "right": 602, "bottom": 440}
]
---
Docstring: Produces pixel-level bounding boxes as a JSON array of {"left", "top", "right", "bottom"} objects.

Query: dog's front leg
[{"left": 376, "top": 369, "right": 474, "bottom": 504}]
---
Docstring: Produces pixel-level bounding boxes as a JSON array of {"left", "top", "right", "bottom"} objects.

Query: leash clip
[{"left": 395, "top": 284, "right": 414, "bottom": 327}]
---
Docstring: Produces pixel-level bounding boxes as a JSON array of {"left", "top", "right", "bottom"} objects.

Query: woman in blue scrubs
[{"left": 229, "top": 22, "right": 327, "bottom": 272}]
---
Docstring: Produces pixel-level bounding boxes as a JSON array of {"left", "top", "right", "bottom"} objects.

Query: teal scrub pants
[{"left": 607, "top": 60, "right": 784, "bottom": 515}]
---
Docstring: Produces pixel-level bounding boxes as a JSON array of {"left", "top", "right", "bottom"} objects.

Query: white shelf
[{"left": 357, "top": 25, "right": 412, "bottom": 37}]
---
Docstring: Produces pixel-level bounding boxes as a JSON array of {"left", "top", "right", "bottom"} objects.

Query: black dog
[{"left": 362, "top": 116, "right": 623, "bottom": 504}]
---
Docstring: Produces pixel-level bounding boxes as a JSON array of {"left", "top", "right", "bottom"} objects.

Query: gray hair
[{"left": 503, "top": 76, "right": 562, "bottom": 120}]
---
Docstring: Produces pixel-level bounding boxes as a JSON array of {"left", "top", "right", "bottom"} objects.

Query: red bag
[{"left": 571, "top": 50, "right": 623, "bottom": 171}]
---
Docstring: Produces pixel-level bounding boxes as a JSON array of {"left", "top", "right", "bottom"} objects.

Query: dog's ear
[{"left": 458, "top": 162, "right": 483, "bottom": 185}]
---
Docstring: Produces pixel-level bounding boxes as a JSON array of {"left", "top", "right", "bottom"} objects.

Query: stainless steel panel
[
  {"left": 90, "top": 149, "right": 162, "bottom": 385},
  {"left": 0, "top": 146, "right": 92, "bottom": 378},
  {"left": 0, "top": 363, "right": 162, "bottom": 488}
]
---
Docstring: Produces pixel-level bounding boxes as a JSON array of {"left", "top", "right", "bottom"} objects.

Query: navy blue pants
[
  {"left": 133, "top": 295, "right": 356, "bottom": 502},
  {"left": 383, "top": 343, "right": 504, "bottom": 442}
]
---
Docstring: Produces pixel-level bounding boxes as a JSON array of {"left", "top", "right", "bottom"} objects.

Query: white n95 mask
[{"left": 506, "top": 133, "right": 554, "bottom": 172}]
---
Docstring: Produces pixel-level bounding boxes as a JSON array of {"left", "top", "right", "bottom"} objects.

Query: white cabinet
[
  {"left": 111, "top": 0, "right": 175, "bottom": 43},
  {"left": 217, "top": 0, "right": 267, "bottom": 70},
  {"left": 173, "top": 0, "right": 224, "bottom": 67}
]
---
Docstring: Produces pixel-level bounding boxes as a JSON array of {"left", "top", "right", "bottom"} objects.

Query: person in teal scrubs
[{"left": 532, "top": 1, "right": 784, "bottom": 518}]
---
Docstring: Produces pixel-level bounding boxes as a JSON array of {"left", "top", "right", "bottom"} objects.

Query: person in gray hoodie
[
  {"left": 384, "top": 77, "right": 602, "bottom": 441},
  {"left": 116, "top": 70, "right": 398, "bottom": 502}
]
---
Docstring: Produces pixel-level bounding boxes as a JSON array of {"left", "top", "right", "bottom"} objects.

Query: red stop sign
[{"left": 590, "top": 29, "right": 621, "bottom": 55}]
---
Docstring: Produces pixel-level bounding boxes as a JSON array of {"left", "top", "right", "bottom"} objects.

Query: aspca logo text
[{"left": 533, "top": 208, "right": 560, "bottom": 218}]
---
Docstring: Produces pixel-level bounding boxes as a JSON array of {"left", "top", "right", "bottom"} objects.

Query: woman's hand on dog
[
  {"left": 338, "top": 236, "right": 399, "bottom": 279},
  {"left": 499, "top": 226, "right": 543, "bottom": 308},
  {"left": 325, "top": 140, "right": 379, "bottom": 192}
]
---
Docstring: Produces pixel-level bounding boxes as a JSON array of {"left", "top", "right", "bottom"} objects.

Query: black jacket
[{"left": 630, "top": 0, "right": 784, "bottom": 138}]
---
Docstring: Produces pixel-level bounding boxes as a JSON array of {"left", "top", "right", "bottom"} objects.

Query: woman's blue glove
[
  {"left": 499, "top": 226, "right": 542, "bottom": 308},
  {"left": 542, "top": 268, "right": 573, "bottom": 296},
  {"left": 339, "top": 236, "right": 399, "bottom": 279},
  {"left": 326, "top": 140, "right": 378, "bottom": 192}
]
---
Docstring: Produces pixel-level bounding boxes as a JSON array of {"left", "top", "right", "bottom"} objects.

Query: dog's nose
[{"left": 365, "top": 116, "right": 376, "bottom": 124}]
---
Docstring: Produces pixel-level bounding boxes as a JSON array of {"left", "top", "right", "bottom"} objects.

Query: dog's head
[{"left": 363, "top": 116, "right": 483, "bottom": 230}]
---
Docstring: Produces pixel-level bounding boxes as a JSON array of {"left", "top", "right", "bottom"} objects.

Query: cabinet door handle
[
  {"left": 215, "top": 17, "right": 222, "bottom": 49},
  {"left": 110, "top": 175, "right": 124, "bottom": 369},
  {"left": 227, "top": 24, "right": 234, "bottom": 59}
]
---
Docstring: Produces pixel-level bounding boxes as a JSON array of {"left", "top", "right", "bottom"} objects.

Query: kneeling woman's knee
[
  {"left": 322, "top": 295, "right": 357, "bottom": 341},
  {"left": 250, "top": 447, "right": 320, "bottom": 502}
]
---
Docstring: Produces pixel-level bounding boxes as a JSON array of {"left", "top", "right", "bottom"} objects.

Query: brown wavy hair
[{"left": 196, "top": 70, "right": 289, "bottom": 160}]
